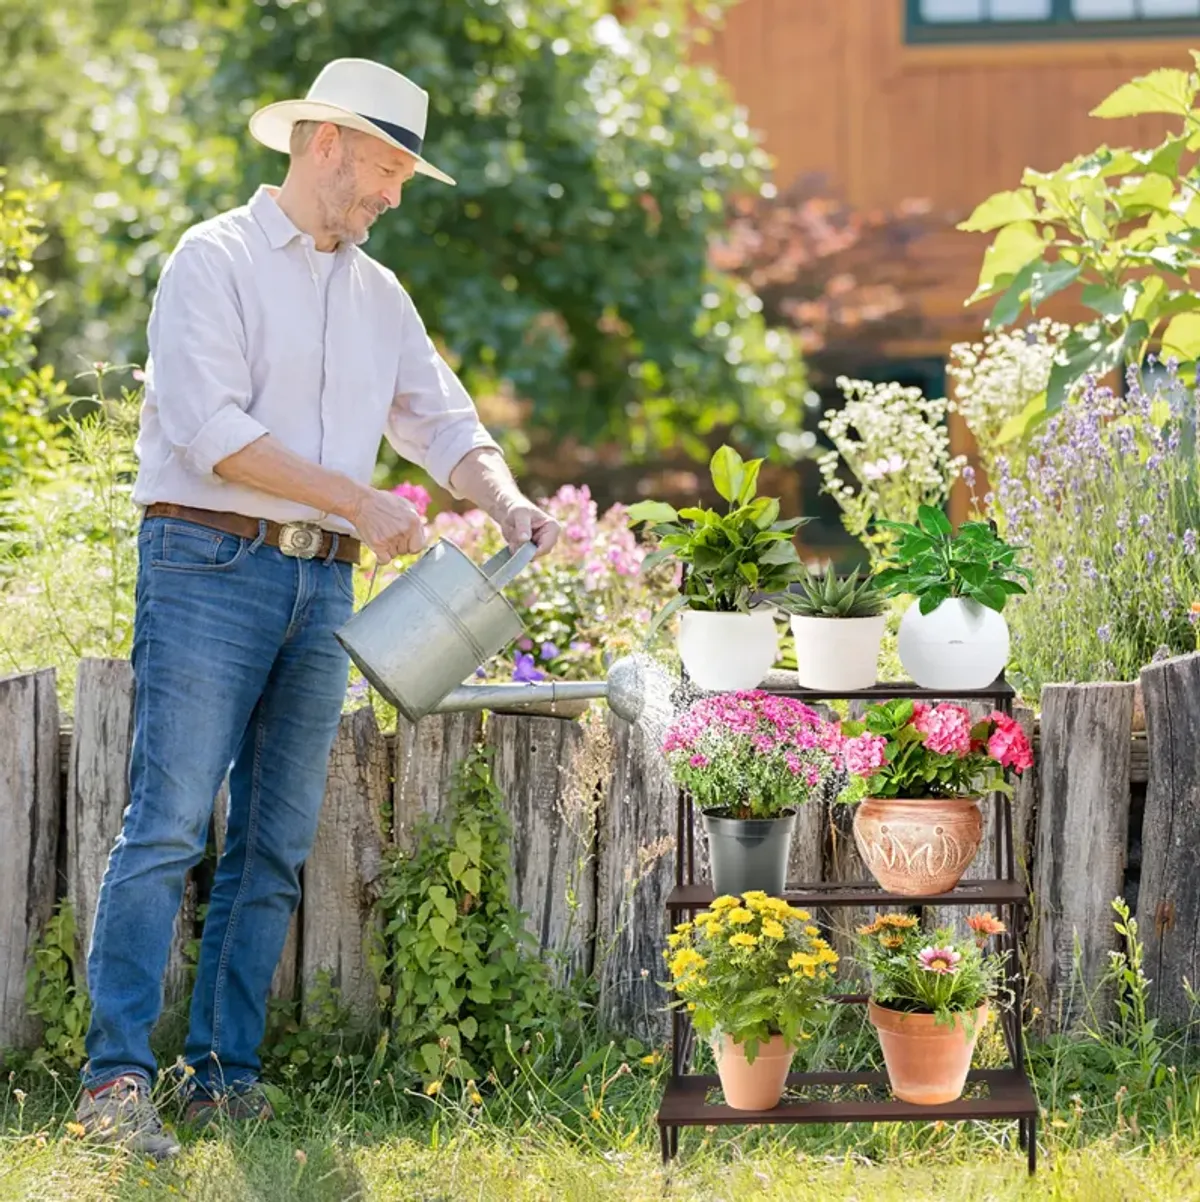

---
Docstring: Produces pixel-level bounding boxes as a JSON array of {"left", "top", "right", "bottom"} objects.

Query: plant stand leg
[
  {"left": 669, "top": 1126, "right": 679, "bottom": 1159},
  {"left": 1027, "top": 1115, "right": 1038, "bottom": 1176},
  {"left": 659, "top": 1123, "right": 671, "bottom": 1163}
]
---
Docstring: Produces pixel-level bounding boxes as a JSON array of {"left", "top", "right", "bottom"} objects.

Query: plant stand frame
[{"left": 655, "top": 677, "right": 1038, "bottom": 1175}]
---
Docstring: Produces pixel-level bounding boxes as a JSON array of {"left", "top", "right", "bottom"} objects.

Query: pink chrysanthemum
[{"left": 917, "top": 946, "right": 962, "bottom": 975}]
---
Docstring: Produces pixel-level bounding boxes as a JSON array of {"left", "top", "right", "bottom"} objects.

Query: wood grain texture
[
  {"left": 1136, "top": 653, "right": 1200, "bottom": 1027},
  {"left": 0, "top": 670, "right": 60, "bottom": 1053},
  {"left": 485, "top": 714, "right": 593, "bottom": 981},
  {"left": 392, "top": 712, "right": 484, "bottom": 849},
  {"left": 595, "top": 714, "right": 679, "bottom": 1042},
  {"left": 1032, "top": 682, "right": 1135, "bottom": 1031},
  {"left": 301, "top": 708, "right": 389, "bottom": 1021}
]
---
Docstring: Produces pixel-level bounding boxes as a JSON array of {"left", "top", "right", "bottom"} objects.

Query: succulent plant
[{"left": 773, "top": 568, "right": 887, "bottom": 619}]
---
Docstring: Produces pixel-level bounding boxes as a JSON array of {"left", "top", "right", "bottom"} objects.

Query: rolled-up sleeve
[
  {"left": 147, "top": 238, "right": 268, "bottom": 478},
  {"left": 385, "top": 289, "right": 500, "bottom": 493}
]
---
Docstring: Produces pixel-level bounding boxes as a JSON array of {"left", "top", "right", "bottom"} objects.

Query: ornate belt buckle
[{"left": 278, "top": 521, "right": 324, "bottom": 559}]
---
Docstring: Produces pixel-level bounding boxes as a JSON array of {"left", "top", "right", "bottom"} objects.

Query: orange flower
[
  {"left": 966, "top": 913, "right": 1006, "bottom": 938},
  {"left": 879, "top": 934, "right": 905, "bottom": 950}
]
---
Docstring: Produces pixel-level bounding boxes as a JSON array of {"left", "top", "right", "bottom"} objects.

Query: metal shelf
[{"left": 666, "top": 878, "right": 1028, "bottom": 910}]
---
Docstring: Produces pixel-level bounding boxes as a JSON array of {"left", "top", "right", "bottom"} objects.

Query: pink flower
[
  {"left": 917, "top": 946, "right": 961, "bottom": 975},
  {"left": 391, "top": 480, "right": 431, "bottom": 516},
  {"left": 844, "top": 733, "right": 887, "bottom": 778},
  {"left": 987, "top": 712, "right": 1034, "bottom": 772},
  {"left": 689, "top": 754, "right": 709, "bottom": 768},
  {"left": 914, "top": 704, "right": 973, "bottom": 757}
]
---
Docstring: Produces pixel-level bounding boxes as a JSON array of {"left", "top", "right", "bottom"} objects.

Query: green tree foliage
[{"left": 2, "top": 0, "right": 808, "bottom": 462}]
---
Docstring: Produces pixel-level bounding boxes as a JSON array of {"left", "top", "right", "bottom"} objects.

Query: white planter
[
  {"left": 897, "top": 597, "right": 1010, "bottom": 691},
  {"left": 676, "top": 609, "right": 779, "bottom": 691},
  {"left": 790, "top": 614, "right": 886, "bottom": 692}
]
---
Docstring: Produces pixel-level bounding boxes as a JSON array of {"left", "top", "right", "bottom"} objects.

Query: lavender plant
[{"left": 984, "top": 365, "right": 1200, "bottom": 694}]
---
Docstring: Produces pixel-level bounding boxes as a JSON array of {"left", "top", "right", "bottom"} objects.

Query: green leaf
[
  {"left": 917, "top": 505, "right": 952, "bottom": 538},
  {"left": 957, "top": 188, "right": 1040, "bottom": 233},
  {"left": 1090, "top": 68, "right": 1195, "bottom": 119},
  {"left": 758, "top": 539, "right": 799, "bottom": 566},
  {"left": 1116, "top": 174, "right": 1175, "bottom": 214},
  {"left": 750, "top": 497, "right": 780, "bottom": 529},
  {"left": 1046, "top": 321, "right": 1148, "bottom": 412},
  {"left": 1132, "top": 135, "right": 1187, "bottom": 177},
  {"left": 973, "top": 222, "right": 1047, "bottom": 295},
  {"left": 627, "top": 501, "right": 678, "bottom": 526},
  {"left": 448, "top": 850, "right": 468, "bottom": 879},
  {"left": 985, "top": 259, "right": 1038, "bottom": 330},
  {"left": 1160, "top": 312, "right": 1200, "bottom": 362},
  {"left": 738, "top": 561, "right": 759, "bottom": 588},
  {"left": 461, "top": 867, "right": 482, "bottom": 895},
  {"left": 996, "top": 391, "right": 1048, "bottom": 446},
  {"left": 647, "top": 593, "right": 689, "bottom": 638},
  {"left": 1028, "top": 260, "right": 1082, "bottom": 311},
  {"left": 459, "top": 1016, "right": 478, "bottom": 1041},
  {"left": 736, "top": 457, "right": 763, "bottom": 505},
  {"left": 710, "top": 445, "right": 744, "bottom": 503}
]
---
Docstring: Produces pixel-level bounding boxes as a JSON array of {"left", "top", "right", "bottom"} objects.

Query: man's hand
[
  {"left": 350, "top": 488, "right": 428, "bottom": 562},
  {"left": 500, "top": 500, "right": 560, "bottom": 558}
]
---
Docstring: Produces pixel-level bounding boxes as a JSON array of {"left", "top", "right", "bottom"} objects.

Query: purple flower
[
  {"left": 1054, "top": 556, "right": 1066, "bottom": 573},
  {"left": 569, "top": 640, "right": 591, "bottom": 653},
  {"left": 1147, "top": 550, "right": 1157, "bottom": 567},
  {"left": 475, "top": 666, "right": 487, "bottom": 678},
  {"left": 1138, "top": 515, "right": 1152, "bottom": 532},
  {"left": 1186, "top": 529, "right": 1197, "bottom": 555},
  {"left": 540, "top": 641, "right": 559, "bottom": 661},
  {"left": 517, "top": 637, "right": 534, "bottom": 652},
  {"left": 1114, "top": 542, "right": 1126, "bottom": 559},
  {"left": 963, "top": 465, "right": 976, "bottom": 485},
  {"left": 513, "top": 653, "right": 545, "bottom": 684},
  {"left": 1097, "top": 625, "right": 1112, "bottom": 644},
  {"left": 0, "top": 305, "right": 12, "bottom": 319}
]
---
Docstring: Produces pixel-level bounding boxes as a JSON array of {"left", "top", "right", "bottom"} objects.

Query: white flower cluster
[
  {"left": 946, "top": 319, "right": 1071, "bottom": 478},
  {"left": 818, "top": 376, "right": 966, "bottom": 558}
]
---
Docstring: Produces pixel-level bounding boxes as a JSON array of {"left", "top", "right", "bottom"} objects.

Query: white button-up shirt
[{"left": 132, "top": 185, "right": 500, "bottom": 535}]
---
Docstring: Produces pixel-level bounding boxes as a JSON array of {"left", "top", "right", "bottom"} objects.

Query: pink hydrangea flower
[
  {"left": 844, "top": 732, "right": 887, "bottom": 778},
  {"left": 391, "top": 480, "right": 431, "bottom": 517},
  {"left": 987, "top": 712, "right": 1034, "bottom": 772},
  {"left": 918, "top": 946, "right": 961, "bottom": 975},
  {"left": 914, "top": 704, "right": 974, "bottom": 757}
]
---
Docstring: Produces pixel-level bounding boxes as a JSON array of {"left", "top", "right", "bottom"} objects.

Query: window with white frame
[{"left": 908, "top": 0, "right": 1200, "bottom": 41}]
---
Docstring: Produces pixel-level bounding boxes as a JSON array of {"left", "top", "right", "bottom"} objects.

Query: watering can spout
[{"left": 428, "top": 655, "right": 657, "bottom": 725}]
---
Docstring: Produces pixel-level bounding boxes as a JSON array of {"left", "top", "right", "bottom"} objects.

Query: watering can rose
[{"left": 662, "top": 691, "right": 846, "bottom": 820}]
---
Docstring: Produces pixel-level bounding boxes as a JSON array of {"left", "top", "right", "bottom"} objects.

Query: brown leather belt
[{"left": 143, "top": 502, "right": 361, "bottom": 565}]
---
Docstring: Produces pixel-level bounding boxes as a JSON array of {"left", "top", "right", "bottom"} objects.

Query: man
[{"left": 75, "top": 58, "right": 559, "bottom": 1155}]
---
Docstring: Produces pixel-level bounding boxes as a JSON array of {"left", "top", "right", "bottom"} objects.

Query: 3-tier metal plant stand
[{"left": 655, "top": 676, "right": 1038, "bottom": 1175}]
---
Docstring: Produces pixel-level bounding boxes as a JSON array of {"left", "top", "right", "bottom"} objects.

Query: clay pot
[
  {"left": 852, "top": 797, "right": 983, "bottom": 896},
  {"left": 712, "top": 1032, "right": 795, "bottom": 1111},
  {"left": 869, "top": 1000, "right": 988, "bottom": 1105}
]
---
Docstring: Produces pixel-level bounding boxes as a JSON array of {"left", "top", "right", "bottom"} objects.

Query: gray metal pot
[{"left": 701, "top": 809, "right": 797, "bottom": 897}]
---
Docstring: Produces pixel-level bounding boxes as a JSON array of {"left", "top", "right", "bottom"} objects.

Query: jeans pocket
[
  {"left": 152, "top": 521, "right": 249, "bottom": 573},
  {"left": 333, "top": 560, "right": 357, "bottom": 604}
]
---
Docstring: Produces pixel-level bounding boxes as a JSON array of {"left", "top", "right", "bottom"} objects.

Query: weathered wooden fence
[{"left": 2, "top": 652, "right": 1198, "bottom": 1057}]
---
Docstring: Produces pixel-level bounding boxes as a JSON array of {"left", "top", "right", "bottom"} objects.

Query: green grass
[{"left": 5, "top": 1016, "right": 1200, "bottom": 1202}]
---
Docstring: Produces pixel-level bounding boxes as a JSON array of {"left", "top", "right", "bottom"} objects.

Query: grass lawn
[{"left": 4, "top": 1041, "right": 1200, "bottom": 1202}]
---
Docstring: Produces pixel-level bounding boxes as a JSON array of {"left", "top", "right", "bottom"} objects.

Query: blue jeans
[{"left": 82, "top": 516, "right": 354, "bottom": 1094}]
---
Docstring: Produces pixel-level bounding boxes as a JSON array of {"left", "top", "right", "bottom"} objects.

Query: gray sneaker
[
  {"left": 182, "top": 1081, "right": 275, "bottom": 1129},
  {"left": 75, "top": 1075, "right": 182, "bottom": 1159}
]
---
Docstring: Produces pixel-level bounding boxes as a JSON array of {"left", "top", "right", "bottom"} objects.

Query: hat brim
[{"left": 248, "top": 99, "right": 457, "bottom": 187}]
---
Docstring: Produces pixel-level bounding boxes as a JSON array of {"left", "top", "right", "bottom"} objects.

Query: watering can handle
[{"left": 481, "top": 540, "right": 538, "bottom": 593}]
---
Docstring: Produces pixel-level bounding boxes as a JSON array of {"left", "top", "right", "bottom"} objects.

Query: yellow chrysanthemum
[
  {"left": 729, "top": 932, "right": 758, "bottom": 949},
  {"left": 817, "top": 945, "right": 839, "bottom": 965},
  {"left": 711, "top": 896, "right": 740, "bottom": 911},
  {"left": 672, "top": 921, "right": 694, "bottom": 935},
  {"left": 761, "top": 919, "right": 786, "bottom": 940},
  {"left": 666, "top": 932, "right": 686, "bottom": 948},
  {"left": 788, "top": 951, "right": 818, "bottom": 971},
  {"left": 669, "top": 948, "right": 707, "bottom": 978},
  {"left": 742, "top": 889, "right": 769, "bottom": 904},
  {"left": 804, "top": 925, "right": 820, "bottom": 937},
  {"left": 727, "top": 907, "right": 755, "bottom": 925},
  {"left": 789, "top": 907, "right": 812, "bottom": 922}
]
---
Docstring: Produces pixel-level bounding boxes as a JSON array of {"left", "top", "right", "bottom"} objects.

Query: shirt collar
[{"left": 249, "top": 185, "right": 354, "bottom": 256}]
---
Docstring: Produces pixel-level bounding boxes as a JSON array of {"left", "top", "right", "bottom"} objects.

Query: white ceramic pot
[
  {"left": 676, "top": 609, "right": 779, "bottom": 691},
  {"left": 790, "top": 614, "right": 886, "bottom": 692},
  {"left": 896, "top": 597, "right": 1010, "bottom": 691}
]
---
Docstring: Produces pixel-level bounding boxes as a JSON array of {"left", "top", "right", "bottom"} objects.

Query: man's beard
[{"left": 319, "top": 158, "right": 372, "bottom": 247}]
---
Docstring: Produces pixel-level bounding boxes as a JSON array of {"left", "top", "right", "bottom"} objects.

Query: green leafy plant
[
  {"left": 372, "top": 746, "right": 578, "bottom": 1088},
  {"left": 663, "top": 891, "right": 840, "bottom": 1062},
  {"left": 628, "top": 444, "right": 808, "bottom": 632},
  {"left": 856, "top": 912, "right": 1007, "bottom": 1026},
  {"left": 771, "top": 567, "right": 886, "bottom": 619},
  {"left": 839, "top": 698, "right": 1033, "bottom": 801},
  {"left": 24, "top": 900, "right": 91, "bottom": 1068},
  {"left": 873, "top": 505, "right": 1032, "bottom": 616},
  {"left": 261, "top": 970, "right": 368, "bottom": 1091},
  {"left": 961, "top": 58, "right": 1200, "bottom": 420}
]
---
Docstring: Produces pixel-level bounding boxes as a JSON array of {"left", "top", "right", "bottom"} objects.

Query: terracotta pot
[
  {"left": 712, "top": 1032, "right": 795, "bottom": 1111},
  {"left": 852, "top": 796, "right": 983, "bottom": 895},
  {"left": 869, "top": 1000, "right": 988, "bottom": 1105}
]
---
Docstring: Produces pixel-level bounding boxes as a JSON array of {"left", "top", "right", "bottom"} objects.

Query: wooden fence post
[
  {"left": 392, "top": 713, "right": 484, "bottom": 848},
  {"left": 486, "top": 713, "right": 594, "bottom": 981},
  {"left": 301, "top": 707, "right": 390, "bottom": 1022},
  {"left": 595, "top": 714, "right": 678, "bottom": 1042},
  {"left": 1136, "top": 652, "right": 1200, "bottom": 1027},
  {"left": 0, "top": 670, "right": 60, "bottom": 1053},
  {"left": 66, "top": 658, "right": 195, "bottom": 1011},
  {"left": 1032, "top": 682, "right": 1134, "bottom": 1030}
]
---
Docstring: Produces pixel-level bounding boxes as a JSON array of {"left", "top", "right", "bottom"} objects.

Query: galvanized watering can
[{"left": 334, "top": 538, "right": 650, "bottom": 724}]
